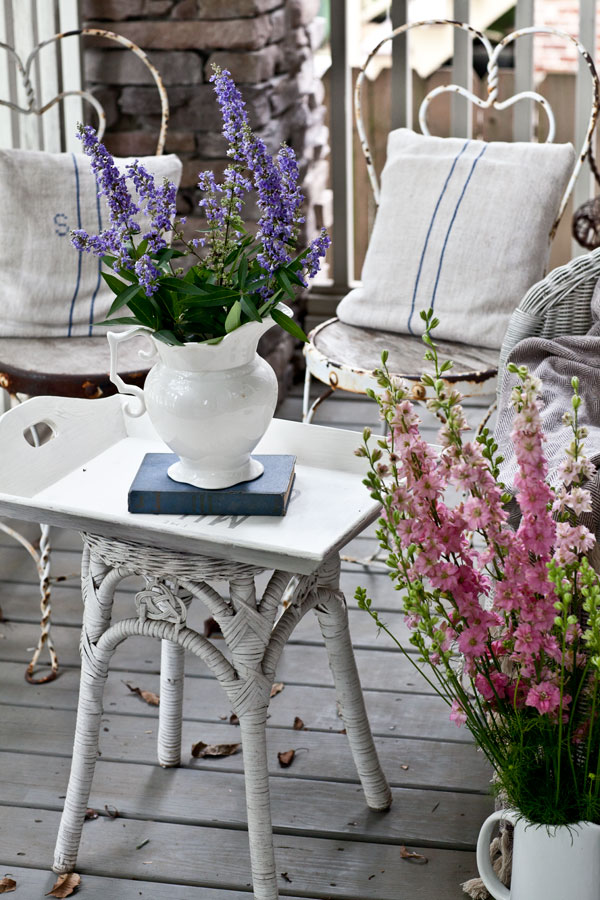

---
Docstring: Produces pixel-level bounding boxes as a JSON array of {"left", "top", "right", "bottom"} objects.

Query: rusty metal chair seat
[
  {"left": 0, "top": 335, "right": 149, "bottom": 399},
  {"left": 306, "top": 317, "right": 499, "bottom": 406}
]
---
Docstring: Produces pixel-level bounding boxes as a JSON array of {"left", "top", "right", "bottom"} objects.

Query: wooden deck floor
[{"left": 0, "top": 386, "right": 495, "bottom": 899}]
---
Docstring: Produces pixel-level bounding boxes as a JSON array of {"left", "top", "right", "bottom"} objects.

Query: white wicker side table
[{"left": 0, "top": 394, "right": 392, "bottom": 900}]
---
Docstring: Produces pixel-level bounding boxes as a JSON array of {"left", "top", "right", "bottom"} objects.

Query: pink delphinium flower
[
  {"left": 450, "top": 699, "right": 467, "bottom": 727},
  {"left": 525, "top": 681, "right": 561, "bottom": 715}
]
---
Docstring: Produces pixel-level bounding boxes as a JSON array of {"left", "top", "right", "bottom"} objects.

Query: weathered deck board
[
  {"left": 0, "top": 704, "right": 491, "bottom": 792},
  {"left": 0, "top": 620, "right": 421, "bottom": 684},
  {"left": 0, "top": 867, "right": 307, "bottom": 900},
  {"left": 0, "top": 659, "right": 472, "bottom": 743},
  {"left": 0, "top": 751, "right": 491, "bottom": 849},
  {"left": 0, "top": 388, "right": 493, "bottom": 898},
  {"left": 0, "top": 806, "right": 476, "bottom": 900}
]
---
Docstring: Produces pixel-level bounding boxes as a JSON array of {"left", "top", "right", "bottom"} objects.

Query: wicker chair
[{"left": 497, "top": 247, "right": 600, "bottom": 396}]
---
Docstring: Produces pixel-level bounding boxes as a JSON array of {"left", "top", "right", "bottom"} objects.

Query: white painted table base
[{"left": 52, "top": 533, "right": 392, "bottom": 900}]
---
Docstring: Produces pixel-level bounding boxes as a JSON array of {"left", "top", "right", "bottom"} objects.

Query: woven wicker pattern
[
  {"left": 53, "top": 535, "right": 391, "bottom": 899},
  {"left": 498, "top": 248, "right": 600, "bottom": 390}
]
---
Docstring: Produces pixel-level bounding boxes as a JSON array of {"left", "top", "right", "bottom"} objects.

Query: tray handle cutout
[{"left": 23, "top": 419, "right": 56, "bottom": 448}]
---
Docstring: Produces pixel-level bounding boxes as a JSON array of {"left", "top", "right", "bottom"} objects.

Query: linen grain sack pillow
[
  {"left": 0, "top": 148, "right": 182, "bottom": 337},
  {"left": 336, "top": 129, "right": 575, "bottom": 349}
]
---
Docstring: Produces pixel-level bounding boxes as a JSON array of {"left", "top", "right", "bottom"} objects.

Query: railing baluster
[
  {"left": 12, "top": 0, "right": 42, "bottom": 149},
  {"left": 58, "top": 0, "right": 83, "bottom": 154},
  {"left": 390, "top": 0, "right": 410, "bottom": 130},
  {"left": 330, "top": 0, "right": 354, "bottom": 288},
  {"left": 0, "top": 0, "right": 16, "bottom": 147},
  {"left": 513, "top": 0, "right": 535, "bottom": 141},
  {"left": 36, "top": 0, "right": 62, "bottom": 153},
  {"left": 451, "top": 0, "right": 472, "bottom": 137},
  {"left": 573, "top": 0, "right": 597, "bottom": 256}
]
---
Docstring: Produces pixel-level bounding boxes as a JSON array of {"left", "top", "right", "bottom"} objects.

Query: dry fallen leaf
[
  {"left": 46, "top": 872, "right": 81, "bottom": 897},
  {"left": 401, "top": 764, "right": 409, "bottom": 770},
  {"left": 84, "top": 808, "right": 98, "bottom": 820},
  {"left": 125, "top": 682, "right": 160, "bottom": 706},
  {"left": 203, "top": 617, "right": 223, "bottom": 638},
  {"left": 278, "top": 749, "right": 295, "bottom": 768},
  {"left": 270, "top": 682, "right": 284, "bottom": 698},
  {"left": 191, "top": 741, "right": 241, "bottom": 759},
  {"left": 104, "top": 804, "right": 119, "bottom": 818},
  {"left": 229, "top": 713, "right": 239, "bottom": 725},
  {"left": 293, "top": 717, "right": 305, "bottom": 730},
  {"left": 0, "top": 877, "right": 16, "bottom": 894},
  {"left": 399, "top": 846, "right": 428, "bottom": 865}
]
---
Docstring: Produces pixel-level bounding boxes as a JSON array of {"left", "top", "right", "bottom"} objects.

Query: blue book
[{"left": 128, "top": 453, "right": 296, "bottom": 517}]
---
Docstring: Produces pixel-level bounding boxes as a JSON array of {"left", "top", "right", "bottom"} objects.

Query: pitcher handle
[
  {"left": 107, "top": 328, "right": 155, "bottom": 418},
  {"left": 476, "top": 809, "right": 518, "bottom": 900}
]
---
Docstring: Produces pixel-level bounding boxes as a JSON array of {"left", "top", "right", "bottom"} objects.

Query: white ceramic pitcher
[
  {"left": 107, "top": 307, "right": 290, "bottom": 490},
  {"left": 477, "top": 809, "right": 600, "bottom": 900}
]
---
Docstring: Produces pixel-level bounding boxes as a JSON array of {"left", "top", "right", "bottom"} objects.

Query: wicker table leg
[
  {"left": 158, "top": 640, "right": 186, "bottom": 767},
  {"left": 239, "top": 707, "right": 278, "bottom": 900},
  {"left": 315, "top": 555, "right": 392, "bottom": 811}
]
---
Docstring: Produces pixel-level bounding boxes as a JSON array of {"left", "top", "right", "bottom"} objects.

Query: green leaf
[
  {"left": 128, "top": 294, "right": 161, "bottom": 331},
  {"left": 95, "top": 315, "right": 145, "bottom": 327},
  {"left": 135, "top": 238, "right": 149, "bottom": 258},
  {"left": 240, "top": 294, "right": 261, "bottom": 322},
  {"left": 270, "top": 307, "right": 308, "bottom": 343},
  {"left": 159, "top": 277, "right": 210, "bottom": 296},
  {"left": 153, "top": 329, "right": 184, "bottom": 346},
  {"left": 101, "top": 272, "right": 130, "bottom": 295},
  {"left": 237, "top": 256, "right": 248, "bottom": 291},
  {"left": 107, "top": 282, "right": 143, "bottom": 316},
  {"left": 155, "top": 247, "right": 183, "bottom": 265},
  {"left": 281, "top": 267, "right": 305, "bottom": 288},
  {"left": 275, "top": 269, "right": 295, "bottom": 299},
  {"left": 224, "top": 299, "right": 242, "bottom": 333}
]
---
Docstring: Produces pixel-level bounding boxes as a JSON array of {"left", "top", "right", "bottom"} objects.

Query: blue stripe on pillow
[
  {"left": 67, "top": 153, "right": 83, "bottom": 337},
  {"left": 88, "top": 188, "right": 103, "bottom": 335},
  {"left": 430, "top": 143, "right": 489, "bottom": 316},
  {"left": 407, "top": 139, "right": 471, "bottom": 335}
]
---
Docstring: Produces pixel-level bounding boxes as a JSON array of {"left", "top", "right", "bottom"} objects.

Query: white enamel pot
[
  {"left": 477, "top": 809, "right": 600, "bottom": 900},
  {"left": 107, "top": 306, "right": 289, "bottom": 489}
]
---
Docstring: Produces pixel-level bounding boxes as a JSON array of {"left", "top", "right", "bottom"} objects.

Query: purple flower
[
  {"left": 77, "top": 124, "right": 139, "bottom": 231},
  {"left": 304, "top": 228, "right": 331, "bottom": 280},
  {"left": 127, "top": 161, "right": 178, "bottom": 252},
  {"left": 209, "top": 67, "right": 249, "bottom": 162},
  {"left": 134, "top": 253, "right": 160, "bottom": 297}
]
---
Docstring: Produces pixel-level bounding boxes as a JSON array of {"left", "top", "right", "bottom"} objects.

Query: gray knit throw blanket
[{"left": 463, "top": 286, "right": 600, "bottom": 900}]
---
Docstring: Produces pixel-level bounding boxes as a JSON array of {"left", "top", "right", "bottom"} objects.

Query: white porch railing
[
  {"left": 0, "top": 0, "right": 83, "bottom": 152},
  {"left": 318, "top": 0, "right": 599, "bottom": 324}
]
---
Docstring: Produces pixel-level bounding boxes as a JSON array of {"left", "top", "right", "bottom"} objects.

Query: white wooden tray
[{"left": 0, "top": 395, "right": 380, "bottom": 574}]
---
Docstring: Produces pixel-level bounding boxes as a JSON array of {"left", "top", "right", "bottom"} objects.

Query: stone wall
[{"left": 80, "top": 0, "right": 331, "bottom": 399}]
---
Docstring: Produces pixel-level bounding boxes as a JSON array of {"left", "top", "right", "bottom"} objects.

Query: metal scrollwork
[{"left": 135, "top": 577, "right": 188, "bottom": 636}]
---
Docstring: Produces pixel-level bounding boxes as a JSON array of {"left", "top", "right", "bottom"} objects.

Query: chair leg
[
  {"left": 157, "top": 639, "right": 185, "bottom": 767},
  {"left": 239, "top": 707, "right": 278, "bottom": 900},
  {"left": 302, "top": 366, "right": 312, "bottom": 421},
  {"left": 26, "top": 523, "right": 59, "bottom": 684},
  {"left": 315, "top": 556, "right": 392, "bottom": 811}
]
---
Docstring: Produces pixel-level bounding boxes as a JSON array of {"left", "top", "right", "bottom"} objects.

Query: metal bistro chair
[
  {"left": 0, "top": 29, "right": 170, "bottom": 682},
  {"left": 302, "top": 22, "right": 600, "bottom": 427}
]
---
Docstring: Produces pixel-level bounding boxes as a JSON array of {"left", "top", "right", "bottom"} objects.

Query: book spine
[{"left": 128, "top": 492, "right": 285, "bottom": 517}]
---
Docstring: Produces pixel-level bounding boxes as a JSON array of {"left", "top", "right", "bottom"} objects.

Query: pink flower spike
[{"left": 449, "top": 699, "right": 467, "bottom": 727}]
